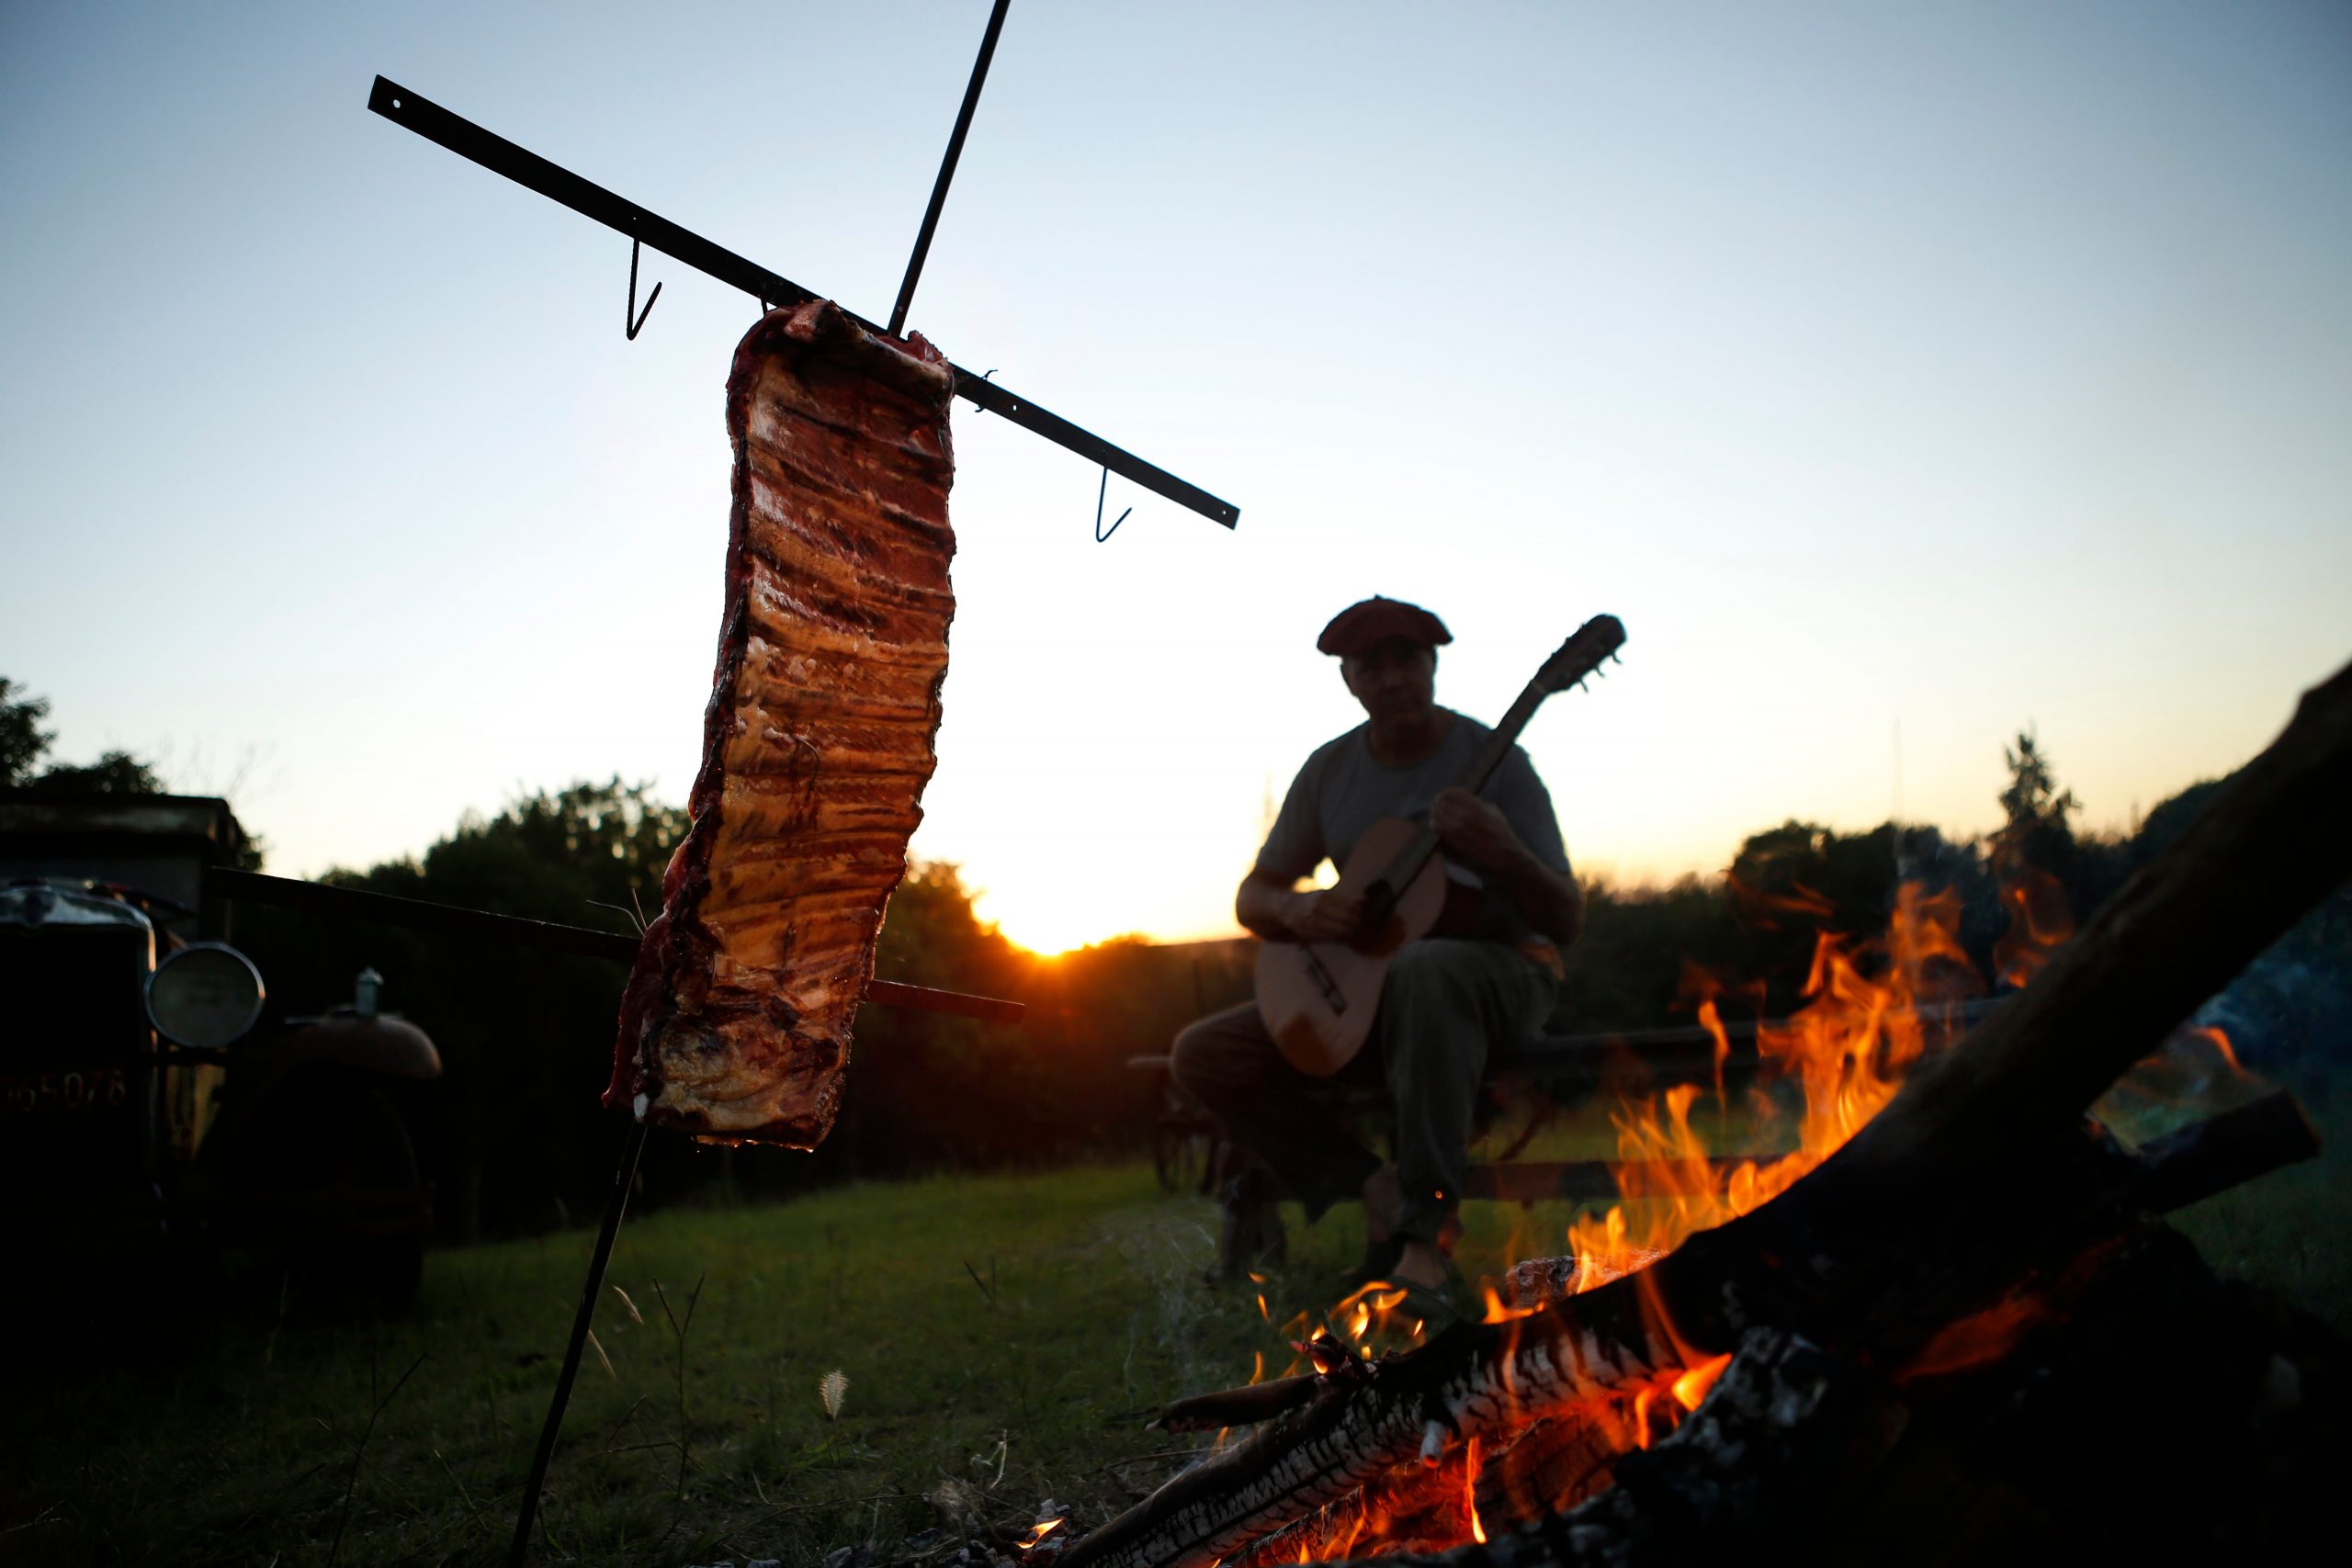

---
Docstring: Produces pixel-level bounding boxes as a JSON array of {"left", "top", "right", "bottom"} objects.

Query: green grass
[
  {"left": 8, "top": 1090, "right": 2346, "bottom": 1566},
  {"left": 2156, "top": 1081, "right": 2352, "bottom": 1337},
  {"left": 6, "top": 1166, "right": 1448, "bottom": 1567}
]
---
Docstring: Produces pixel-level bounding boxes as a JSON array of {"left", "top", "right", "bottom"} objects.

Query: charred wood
[{"left": 1155, "top": 1376, "right": 1319, "bottom": 1435}]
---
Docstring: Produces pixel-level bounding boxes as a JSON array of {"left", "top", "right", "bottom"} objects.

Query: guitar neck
[
  {"left": 1355, "top": 613, "right": 1624, "bottom": 917},
  {"left": 1379, "top": 681, "right": 1549, "bottom": 893}
]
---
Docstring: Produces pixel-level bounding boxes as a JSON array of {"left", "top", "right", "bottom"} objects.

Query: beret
[{"left": 1316, "top": 596, "right": 1453, "bottom": 656}]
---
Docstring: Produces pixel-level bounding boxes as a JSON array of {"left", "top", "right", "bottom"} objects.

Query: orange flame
[
  {"left": 1016, "top": 1517, "right": 1064, "bottom": 1551},
  {"left": 1464, "top": 1438, "right": 1485, "bottom": 1542},
  {"left": 1726, "top": 871, "right": 1838, "bottom": 929},
  {"left": 2104, "top": 1021, "right": 2258, "bottom": 1114},
  {"left": 1670, "top": 1352, "right": 1732, "bottom": 1411},
  {"left": 1629, "top": 1385, "right": 1657, "bottom": 1450},
  {"left": 1479, "top": 1283, "right": 1538, "bottom": 1325},
  {"left": 1677, "top": 959, "right": 1764, "bottom": 1107},
  {"left": 1899, "top": 1289, "right": 2058, "bottom": 1382},
  {"left": 1566, "top": 882, "right": 1981, "bottom": 1292}
]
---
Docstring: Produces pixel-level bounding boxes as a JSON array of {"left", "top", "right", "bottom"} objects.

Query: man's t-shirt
[{"left": 1255, "top": 710, "right": 1571, "bottom": 952}]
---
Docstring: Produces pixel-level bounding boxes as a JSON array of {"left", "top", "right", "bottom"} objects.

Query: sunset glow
[{"left": 3, "top": 4, "right": 2345, "bottom": 954}]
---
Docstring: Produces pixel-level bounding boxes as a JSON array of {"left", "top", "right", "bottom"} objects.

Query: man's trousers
[{"left": 1170, "top": 939, "right": 1558, "bottom": 1247}]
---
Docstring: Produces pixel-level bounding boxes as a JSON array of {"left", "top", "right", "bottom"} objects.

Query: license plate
[{"left": 1, "top": 1067, "right": 130, "bottom": 1114}]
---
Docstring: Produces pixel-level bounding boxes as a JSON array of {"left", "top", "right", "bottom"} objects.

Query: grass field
[{"left": 8, "top": 1089, "right": 2346, "bottom": 1567}]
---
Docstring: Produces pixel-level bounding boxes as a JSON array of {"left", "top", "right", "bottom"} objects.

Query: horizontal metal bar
[
  {"left": 951, "top": 371, "right": 1236, "bottom": 524},
  {"left": 207, "top": 868, "right": 1024, "bottom": 1024},
  {"left": 367, "top": 75, "right": 1238, "bottom": 529}
]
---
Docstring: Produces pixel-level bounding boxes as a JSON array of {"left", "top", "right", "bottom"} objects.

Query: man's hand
[
  {"left": 1287, "top": 886, "right": 1367, "bottom": 943},
  {"left": 1236, "top": 867, "right": 1370, "bottom": 943},
  {"left": 1431, "top": 787, "right": 1524, "bottom": 871},
  {"left": 1429, "top": 787, "right": 1584, "bottom": 946}
]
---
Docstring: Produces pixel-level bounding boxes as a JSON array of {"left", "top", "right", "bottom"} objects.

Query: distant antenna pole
[
  {"left": 888, "top": 0, "right": 1013, "bottom": 338},
  {"left": 1893, "top": 718, "right": 1904, "bottom": 824},
  {"left": 1892, "top": 717, "right": 1911, "bottom": 882}
]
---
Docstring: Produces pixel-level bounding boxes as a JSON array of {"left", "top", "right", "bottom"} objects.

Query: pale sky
[{"left": 5, "top": 1, "right": 2347, "bottom": 953}]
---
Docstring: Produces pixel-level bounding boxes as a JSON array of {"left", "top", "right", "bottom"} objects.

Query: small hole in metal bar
[{"left": 390, "top": 97, "right": 402, "bottom": 108}]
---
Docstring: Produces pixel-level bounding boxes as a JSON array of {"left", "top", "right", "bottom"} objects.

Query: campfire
[{"left": 1009, "top": 661, "right": 2351, "bottom": 1567}]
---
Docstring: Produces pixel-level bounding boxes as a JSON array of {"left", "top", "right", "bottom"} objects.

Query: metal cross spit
[
  {"left": 356, "top": 5, "right": 1236, "bottom": 1560},
  {"left": 366, "top": 22, "right": 1237, "bottom": 530}
]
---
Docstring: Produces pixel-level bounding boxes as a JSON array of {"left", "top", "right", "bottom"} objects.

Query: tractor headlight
[{"left": 146, "top": 942, "right": 266, "bottom": 1048}]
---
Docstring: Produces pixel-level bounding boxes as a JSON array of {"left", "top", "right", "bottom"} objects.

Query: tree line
[{"left": 6, "top": 676, "right": 2342, "bottom": 1237}]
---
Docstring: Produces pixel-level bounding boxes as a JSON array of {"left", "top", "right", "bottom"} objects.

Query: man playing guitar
[{"left": 1172, "top": 596, "right": 1585, "bottom": 1299}]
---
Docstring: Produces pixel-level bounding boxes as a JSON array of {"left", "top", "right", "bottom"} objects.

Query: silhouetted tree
[
  {"left": 1997, "top": 729, "right": 2079, "bottom": 840},
  {"left": 1, "top": 676, "right": 172, "bottom": 797},
  {"left": 22, "top": 750, "right": 166, "bottom": 796},
  {"left": 1, "top": 678, "right": 53, "bottom": 787}
]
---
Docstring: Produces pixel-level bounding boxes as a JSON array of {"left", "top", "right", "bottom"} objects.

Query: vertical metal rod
[
  {"left": 507, "top": 1117, "right": 650, "bottom": 1565},
  {"left": 887, "top": 0, "right": 1013, "bottom": 337}
]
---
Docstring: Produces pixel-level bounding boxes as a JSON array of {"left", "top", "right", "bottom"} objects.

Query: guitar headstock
[{"left": 1534, "top": 615, "right": 1627, "bottom": 694}]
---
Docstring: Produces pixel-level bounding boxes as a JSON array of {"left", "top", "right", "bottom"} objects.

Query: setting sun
[{"left": 970, "top": 883, "right": 1150, "bottom": 959}]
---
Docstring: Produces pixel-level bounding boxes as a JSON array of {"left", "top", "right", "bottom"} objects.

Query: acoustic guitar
[{"left": 1254, "top": 614, "right": 1627, "bottom": 1077}]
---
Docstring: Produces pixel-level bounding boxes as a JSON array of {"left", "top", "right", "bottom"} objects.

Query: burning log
[
  {"left": 1330, "top": 1217, "right": 2347, "bottom": 1565},
  {"left": 1062, "top": 658, "right": 2352, "bottom": 1568}
]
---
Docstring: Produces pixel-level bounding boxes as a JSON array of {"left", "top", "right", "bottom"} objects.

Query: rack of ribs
[{"left": 605, "top": 299, "right": 958, "bottom": 1146}]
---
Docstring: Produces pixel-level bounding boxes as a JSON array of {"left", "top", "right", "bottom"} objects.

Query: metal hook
[
  {"left": 1094, "top": 466, "right": 1131, "bottom": 544},
  {"left": 971, "top": 368, "right": 999, "bottom": 415},
  {"left": 626, "top": 237, "right": 662, "bottom": 341}
]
